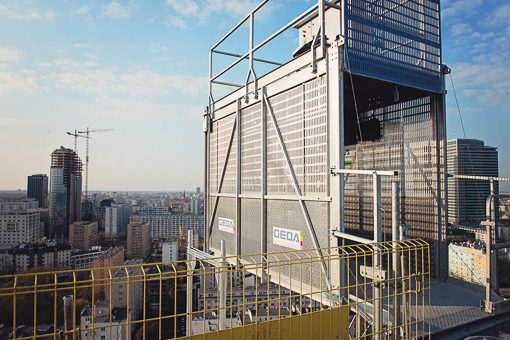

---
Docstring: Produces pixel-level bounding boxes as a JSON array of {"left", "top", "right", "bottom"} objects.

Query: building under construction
[
  {"left": 204, "top": 0, "right": 447, "bottom": 280},
  {"left": 49, "top": 146, "right": 83, "bottom": 239}
]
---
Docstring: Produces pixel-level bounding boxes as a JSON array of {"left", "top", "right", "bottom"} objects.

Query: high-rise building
[
  {"left": 447, "top": 138, "right": 499, "bottom": 225},
  {"left": 162, "top": 240, "right": 178, "bottom": 263},
  {"left": 9, "top": 241, "right": 72, "bottom": 273},
  {"left": 27, "top": 174, "right": 48, "bottom": 208},
  {"left": 91, "top": 246, "right": 124, "bottom": 296},
  {"left": 196, "top": 187, "right": 200, "bottom": 195},
  {"left": 49, "top": 147, "right": 83, "bottom": 239},
  {"left": 130, "top": 213, "right": 204, "bottom": 240},
  {"left": 0, "top": 198, "right": 39, "bottom": 212},
  {"left": 69, "top": 221, "right": 98, "bottom": 251},
  {"left": 0, "top": 210, "right": 43, "bottom": 245},
  {"left": 105, "top": 259, "right": 144, "bottom": 320},
  {"left": 190, "top": 198, "right": 201, "bottom": 215},
  {"left": 105, "top": 203, "right": 132, "bottom": 237},
  {"left": 127, "top": 221, "right": 151, "bottom": 260}
]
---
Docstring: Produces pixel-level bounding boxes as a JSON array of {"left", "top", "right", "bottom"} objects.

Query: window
[
  {"left": 101, "top": 328, "right": 105, "bottom": 331},
  {"left": 101, "top": 336, "right": 105, "bottom": 340}
]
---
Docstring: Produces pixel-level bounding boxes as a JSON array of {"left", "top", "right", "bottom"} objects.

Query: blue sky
[{"left": 0, "top": 0, "right": 508, "bottom": 191}]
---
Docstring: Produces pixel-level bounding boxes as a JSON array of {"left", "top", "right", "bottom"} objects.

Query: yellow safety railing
[{"left": 0, "top": 239, "right": 430, "bottom": 339}]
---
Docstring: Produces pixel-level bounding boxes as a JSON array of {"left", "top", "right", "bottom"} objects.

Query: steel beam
[
  {"left": 207, "top": 116, "right": 238, "bottom": 239},
  {"left": 448, "top": 174, "right": 510, "bottom": 182},
  {"left": 332, "top": 169, "right": 398, "bottom": 176},
  {"left": 261, "top": 90, "right": 267, "bottom": 283},
  {"left": 236, "top": 99, "right": 242, "bottom": 258},
  {"left": 212, "top": 50, "right": 281, "bottom": 66},
  {"left": 263, "top": 90, "right": 330, "bottom": 290}
]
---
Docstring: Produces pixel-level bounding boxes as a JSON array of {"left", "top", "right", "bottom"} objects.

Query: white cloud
[
  {"left": 442, "top": 0, "right": 483, "bottom": 18},
  {"left": 165, "top": 0, "right": 267, "bottom": 24},
  {"left": 471, "top": 31, "right": 494, "bottom": 41},
  {"left": 73, "top": 6, "right": 90, "bottom": 15},
  {"left": 49, "top": 59, "right": 207, "bottom": 98},
  {"left": 84, "top": 53, "right": 100, "bottom": 61},
  {"left": 0, "top": 72, "right": 37, "bottom": 91},
  {"left": 451, "top": 23, "right": 471, "bottom": 37},
  {"left": 452, "top": 63, "right": 510, "bottom": 109},
  {"left": 166, "top": 0, "right": 199, "bottom": 16},
  {"left": 484, "top": 3, "right": 510, "bottom": 27},
  {"left": 90, "top": 96, "right": 204, "bottom": 120},
  {"left": 147, "top": 42, "right": 169, "bottom": 54},
  {"left": 102, "top": 1, "right": 132, "bottom": 19},
  {"left": 163, "top": 15, "right": 187, "bottom": 28},
  {"left": 0, "top": 5, "right": 56, "bottom": 20},
  {"left": 73, "top": 43, "right": 91, "bottom": 48},
  {"left": 0, "top": 46, "right": 23, "bottom": 62},
  {"left": 52, "top": 57, "right": 99, "bottom": 69},
  {"left": 0, "top": 118, "right": 41, "bottom": 127}
]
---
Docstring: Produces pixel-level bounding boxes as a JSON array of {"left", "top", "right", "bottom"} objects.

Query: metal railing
[{"left": 0, "top": 239, "right": 430, "bottom": 339}]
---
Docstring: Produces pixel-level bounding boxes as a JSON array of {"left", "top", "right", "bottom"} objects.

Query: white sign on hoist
[
  {"left": 219, "top": 217, "right": 235, "bottom": 233},
  {"left": 273, "top": 226, "right": 303, "bottom": 250}
]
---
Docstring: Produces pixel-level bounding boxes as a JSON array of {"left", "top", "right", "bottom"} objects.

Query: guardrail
[{"left": 0, "top": 239, "right": 430, "bottom": 339}]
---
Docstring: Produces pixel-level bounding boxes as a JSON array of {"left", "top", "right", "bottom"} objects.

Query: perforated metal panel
[
  {"left": 240, "top": 198, "right": 261, "bottom": 256},
  {"left": 304, "top": 77, "right": 328, "bottom": 196},
  {"left": 266, "top": 77, "right": 328, "bottom": 197},
  {"left": 209, "top": 114, "right": 236, "bottom": 194},
  {"left": 210, "top": 197, "right": 236, "bottom": 254},
  {"left": 267, "top": 200, "right": 329, "bottom": 291},
  {"left": 346, "top": 0, "right": 442, "bottom": 92},
  {"left": 241, "top": 104, "right": 262, "bottom": 194}
]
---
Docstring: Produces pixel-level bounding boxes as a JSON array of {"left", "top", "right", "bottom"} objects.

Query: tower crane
[
  {"left": 66, "top": 129, "right": 90, "bottom": 154},
  {"left": 77, "top": 128, "right": 114, "bottom": 219}
]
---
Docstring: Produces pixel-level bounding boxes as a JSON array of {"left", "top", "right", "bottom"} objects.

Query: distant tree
[
  {"left": 134, "top": 321, "right": 159, "bottom": 340},
  {"left": 98, "top": 231, "right": 106, "bottom": 243}
]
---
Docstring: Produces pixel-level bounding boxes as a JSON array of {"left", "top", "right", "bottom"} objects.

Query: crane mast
[{"left": 77, "top": 127, "right": 114, "bottom": 219}]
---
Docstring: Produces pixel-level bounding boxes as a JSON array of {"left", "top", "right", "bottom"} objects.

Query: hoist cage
[{"left": 204, "top": 0, "right": 448, "bottom": 289}]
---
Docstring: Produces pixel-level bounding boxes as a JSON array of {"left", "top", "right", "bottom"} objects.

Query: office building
[
  {"left": 69, "top": 221, "right": 98, "bottom": 251},
  {"left": 190, "top": 198, "right": 201, "bottom": 215},
  {"left": 80, "top": 301, "right": 132, "bottom": 340},
  {"left": 105, "top": 259, "right": 144, "bottom": 320},
  {"left": 127, "top": 222, "right": 151, "bottom": 259},
  {"left": 196, "top": 187, "right": 200, "bottom": 195},
  {"left": 447, "top": 138, "right": 499, "bottom": 225},
  {"left": 130, "top": 213, "right": 204, "bottom": 240},
  {"left": 91, "top": 246, "right": 125, "bottom": 296},
  {"left": 132, "top": 206, "right": 169, "bottom": 215},
  {"left": 27, "top": 174, "right": 48, "bottom": 208},
  {"left": 0, "top": 209, "right": 43, "bottom": 245},
  {"left": 169, "top": 214, "right": 203, "bottom": 239},
  {"left": 49, "top": 146, "right": 83, "bottom": 239},
  {"left": 105, "top": 203, "right": 132, "bottom": 237},
  {"left": 0, "top": 198, "right": 39, "bottom": 212},
  {"left": 9, "top": 241, "right": 72, "bottom": 273},
  {"left": 0, "top": 245, "right": 12, "bottom": 274},
  {"left": 71, "top": 248, "right": 104, "bottom": 270},
  {"left": 162, "top": 240, "right": 178, "bottom": 263}
]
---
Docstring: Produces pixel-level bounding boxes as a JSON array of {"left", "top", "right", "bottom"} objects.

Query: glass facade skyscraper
[
  {"left": 27, "top": 174, "right": 48, "bottom": 208},
  {"left": 49, "top": 146, "right": 83, "bottom": 239},
  {"left": 447, "top": 138, "right": 499, "bottom": 225}
]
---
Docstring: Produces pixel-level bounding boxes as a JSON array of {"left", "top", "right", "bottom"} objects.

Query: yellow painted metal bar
[{"left": 1, "top": 239, "right": 431, "bottom": 340}]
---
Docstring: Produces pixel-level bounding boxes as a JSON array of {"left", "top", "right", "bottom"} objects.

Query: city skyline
[{"left": 0, "top": 0, "right": 509, "bottom": 191}]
